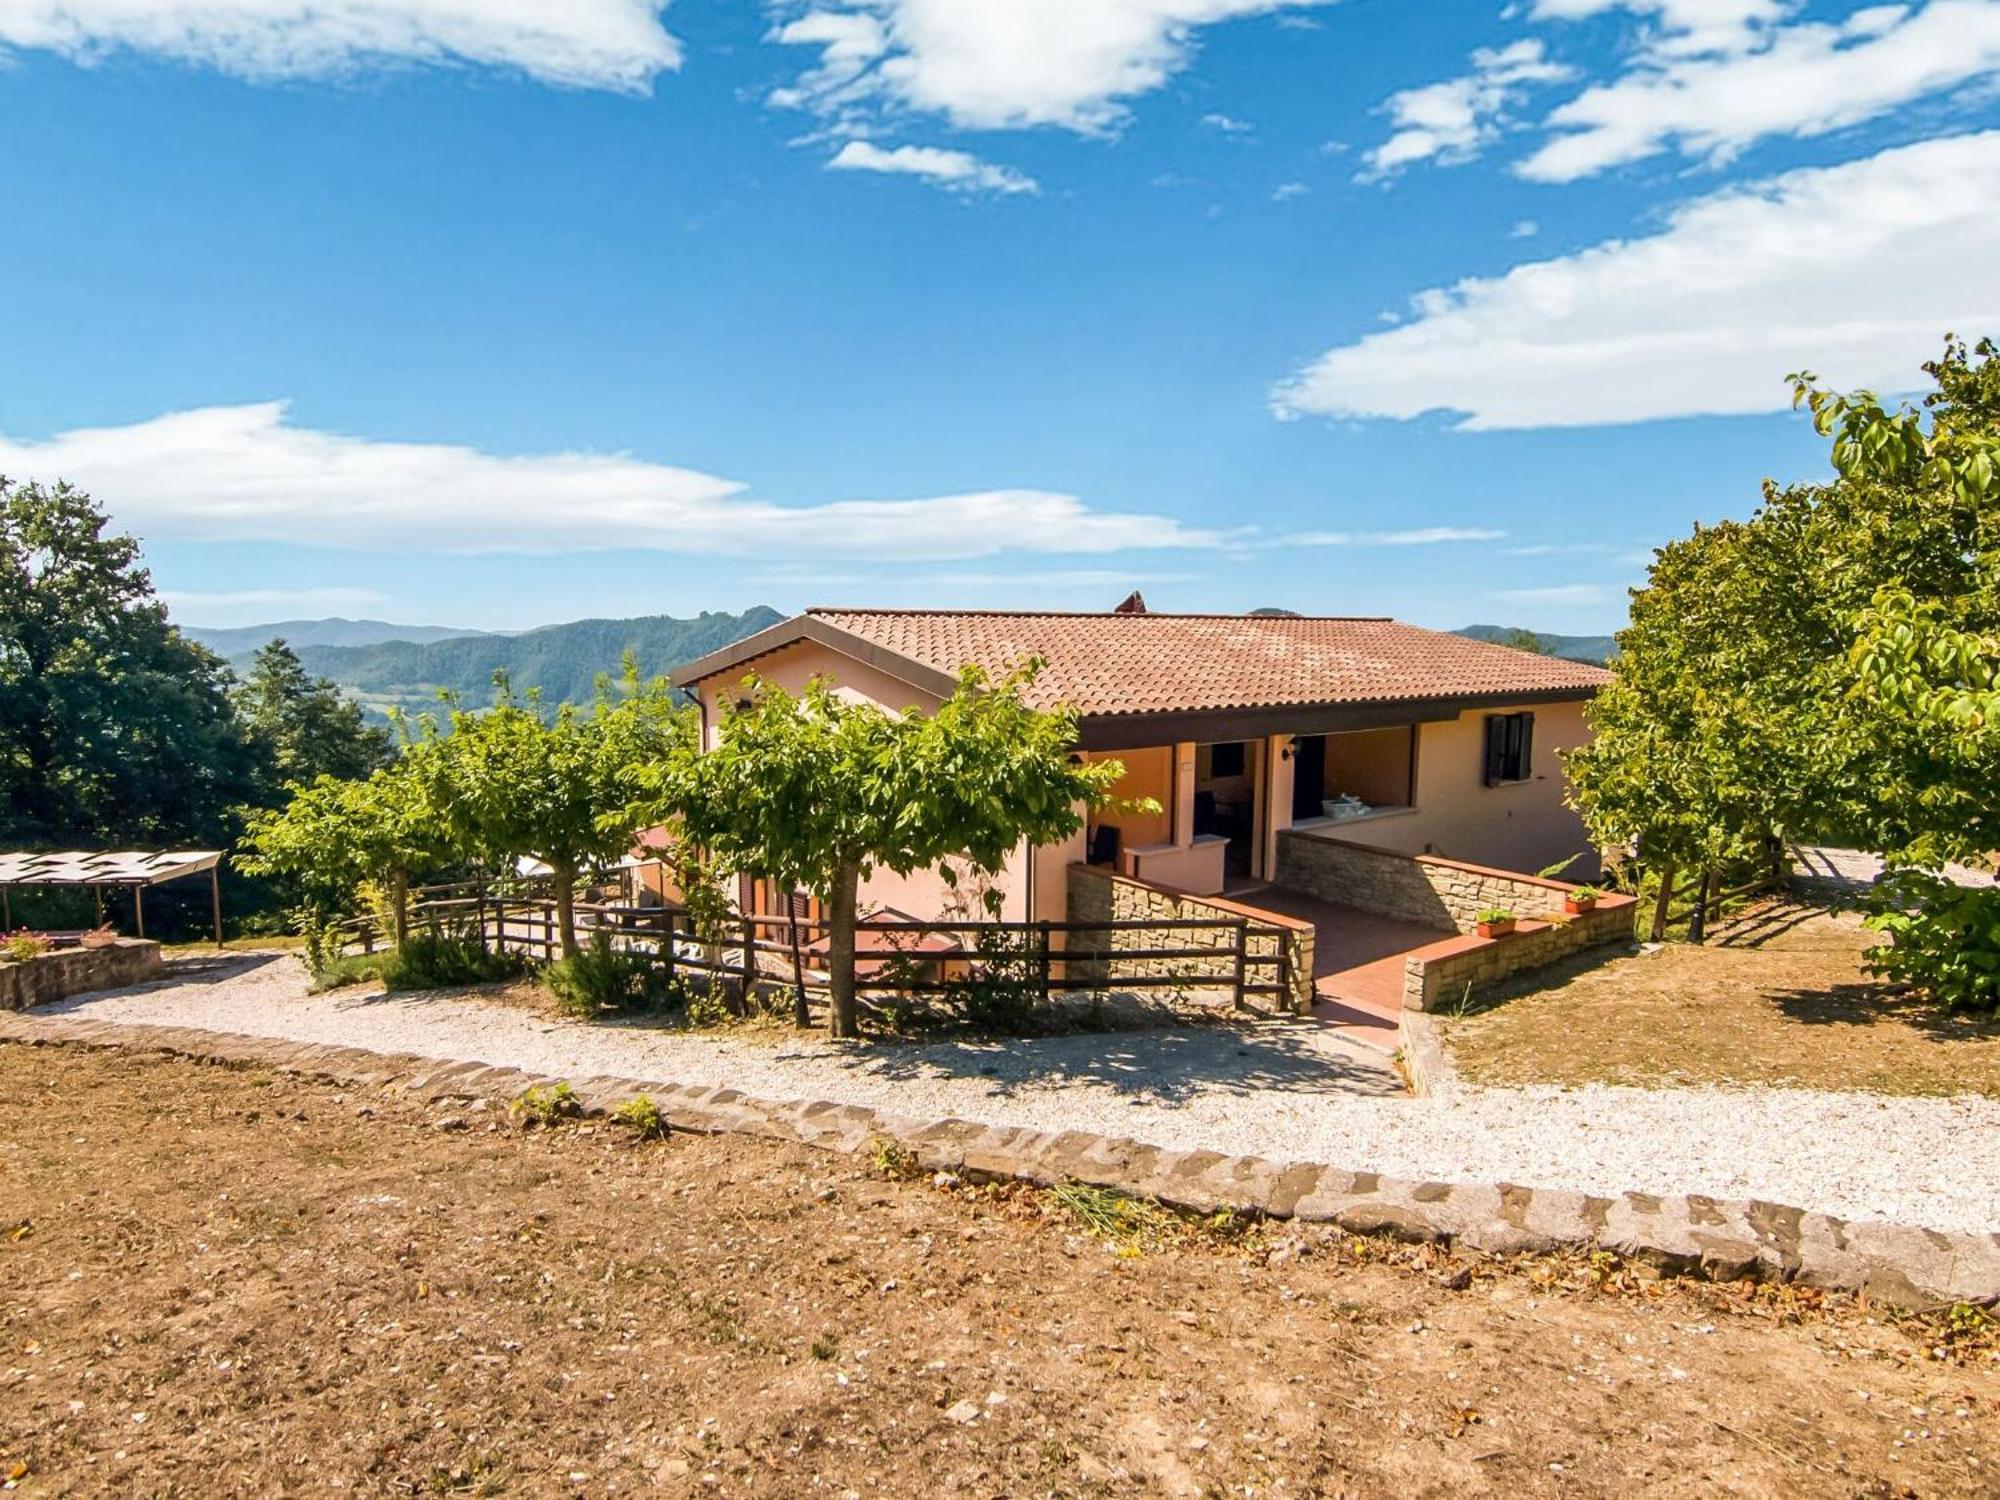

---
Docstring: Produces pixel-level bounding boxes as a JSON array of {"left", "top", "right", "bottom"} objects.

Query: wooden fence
[
  {"left": 1643, "top": 846, "right": 1788, "bottom": 943},
  {"left": 351, "top": 884, "right": 1294, "bottom": 1020}
]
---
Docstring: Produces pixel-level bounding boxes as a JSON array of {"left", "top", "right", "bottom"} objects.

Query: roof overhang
[{"left": 671, "top": 615, "right": 962, "bottom": 702}]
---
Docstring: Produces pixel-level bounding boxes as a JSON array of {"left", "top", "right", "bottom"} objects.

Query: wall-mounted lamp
[{"left": 1279, "top": 744, "right": 1296, "bottom": 762}]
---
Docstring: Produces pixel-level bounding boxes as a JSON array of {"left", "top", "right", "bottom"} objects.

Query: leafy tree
[
  {"left": 1571, "top": 335, "right": 2000, "bottom": 1006},
  {"left": 238, "top": 754, "right": 453, "bottom": 946},
  {"left": 235, "top": 639, "right": 390, "bottom": 794},
  {"left": 418, "top": 666, "right": 691, "bottom": 956},
  {"left": 0, "top": 478, "right": 257, "bottom": 848},
  {"left": 652, "top": 664, "right": 1123, "bottom": 1038},
  {"left": 1499, "top": 627, "right": 1553, "bottom": 656}
]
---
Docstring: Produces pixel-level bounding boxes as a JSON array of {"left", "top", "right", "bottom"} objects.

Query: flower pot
[
  {"left": 1476, "top": 918, "right": 1516, "bottom": 938},
  {"left": 1563, "top": 896, "right": 1597, "bottom": 916}
]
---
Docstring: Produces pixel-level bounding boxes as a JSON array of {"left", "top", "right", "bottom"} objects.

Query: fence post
[
  {"left": 1232, "top": 918, "right": 1249, "bottom": 1011},
  {"left": 741, "top": 916, "right": 757, "bottom": 1012},
  {"left": 662, "top": 910, "right": 678, "bottom": 983},
  {"left": 1037, "top": 919, "right": 1053, "bottom": 1008}
]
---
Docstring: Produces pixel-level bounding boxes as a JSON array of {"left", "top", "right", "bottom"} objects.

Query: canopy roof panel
[{"left": 0, "top": 850, "right": 223, "bottom": 887}]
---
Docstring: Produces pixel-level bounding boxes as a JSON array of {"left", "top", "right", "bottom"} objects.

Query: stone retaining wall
[
  {"left": 1066, "top": 863, "right": 1315, "bottom": 1012},
  {"left": 1403, "top": 904, "right": 1637, "bottom": 1013},
  {"left": 1276, "top": 830, "right": 1613, "bottom": 932},
  {"left": 2, "top": 1010, "right": 1991, "bottom": 1309},
  {"left": 0, "top": 940, "right": 162, "bottom": 1011}
]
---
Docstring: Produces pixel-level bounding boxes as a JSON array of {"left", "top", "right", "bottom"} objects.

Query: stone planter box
[{"left": 0, "top": 939, "right": 163, "bottom": 1011}]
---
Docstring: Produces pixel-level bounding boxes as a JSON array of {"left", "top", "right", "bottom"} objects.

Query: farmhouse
[{"left": 674, "top": 604, "right": 1633, "bottom": 1036}]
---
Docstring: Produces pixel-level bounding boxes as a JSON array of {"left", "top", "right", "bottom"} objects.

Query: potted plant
[
  {"left": 1564, "top": 885, "right": 1602, "bottom": 915},
  {"left": 80, "top": 925, "right": 120, "bottom": 949},
  {"left": 1475, "top": 907, "right": 1516, "bottom": 938}
]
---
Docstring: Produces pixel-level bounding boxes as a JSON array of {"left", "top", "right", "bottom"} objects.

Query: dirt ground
[
  {"left": 1446, "top": 901, "right": 2000, "bottom": 1096},
  {"left": 0, "top": 1044, "right": 1995, "bottom": 1499}
]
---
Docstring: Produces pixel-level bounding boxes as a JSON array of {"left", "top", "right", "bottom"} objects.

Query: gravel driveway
[{"left": 44, "top": 951, "right": 2000, "bottom": 1237}]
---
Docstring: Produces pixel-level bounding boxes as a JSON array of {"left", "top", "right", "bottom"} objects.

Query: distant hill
[
  {"left": 1456, "top": 623, "right": 1618, "bottom": 666},
  {"left": 185, "top": 617, "right": 491, "bottom": 655},
  {"left": 274, "top": 607, "right": 786, "bottom": 718}
]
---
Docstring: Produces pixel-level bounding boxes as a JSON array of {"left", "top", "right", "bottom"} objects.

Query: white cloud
[
  {"left": 826, "top": 139, "right": 1037, "bottom": 194},
  {"left": 1202, "top": 110, "right": 1252, "bottom": 133},
  {"left": 0, "top": 0, "right": 680, "bottom": 90},
  {"left": 1363, "top": 39, "right": 1573, "bottom": 177},
  {"left": 0, "top": 401, "right": 1231, "bottom": 559},
  {"left": 1271, "top": 180, "right": 1309, "bottom": 201},
  {"left": 1272, "top": 132, "right": 2000, "bottom": 430},
  {"left": 768, "top": 0, "right": 1328, "bottom": 133},
  {"left": 1279, "top": 526, "right": 1507, "bottom": 546},
  {"left": 1496, "top": 583, "right": 1619, "bottom": 606},
  {"left": 1521, "top": 0, "right": 2000, "bottom": 181},
  {"left": 1509, "top": 218, "right": 1540, "bottom": 237},
  {"left": 1529, "top": 0, "right": 1789, "bottom": 59}
]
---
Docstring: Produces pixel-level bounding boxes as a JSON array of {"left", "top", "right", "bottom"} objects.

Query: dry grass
[
  {"left": 1446, "top": 900, "right": 2000, "bottom": 1096},
  {"left": 1, "top": 1043, "right": 1994, "bottom": 1496}
]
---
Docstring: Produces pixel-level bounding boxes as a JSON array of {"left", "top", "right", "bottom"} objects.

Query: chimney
[{"left": 1112, "top": 591, "right": 1149, "bottom": 615}]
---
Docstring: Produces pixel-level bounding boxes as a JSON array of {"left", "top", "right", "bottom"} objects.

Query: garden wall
[
  {"left": 0, "top": 940, "right": 162, "bottom": 1012},
  {"left": 1276, "top": 830, "right": 1608, "bottom": 933},
  {"left": 1401, "top": 904, "right": 1636, "bottom": 1013},
  {"left": 1066, "top": 864, "right": 1315, "bottom": 1013}
]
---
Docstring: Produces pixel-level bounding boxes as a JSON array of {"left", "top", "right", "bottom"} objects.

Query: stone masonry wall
[
  {"left": 1404, "top": 903, "right": 1635, "bottom": 1013},
  {"left": 1067, "top": 863, "right": 1315, "bottom": 1013},
  {"left": 0, "top": 940, "right": 163, "bottom": 1012},
  {"left": 1276, "top": 830, "right": 1607, "bottom": 933}
]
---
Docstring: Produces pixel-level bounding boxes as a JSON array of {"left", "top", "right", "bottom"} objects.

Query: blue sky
[{"left": 3, "top": 0, "right": 1997, "bottom": 636}]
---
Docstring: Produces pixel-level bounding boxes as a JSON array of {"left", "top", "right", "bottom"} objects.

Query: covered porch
[{"left": 1078, "top": 721, "right": 1420, "bottom": 898}]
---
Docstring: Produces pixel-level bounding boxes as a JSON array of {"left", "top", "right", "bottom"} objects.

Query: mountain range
[
  {"left": 183, "top": 608, "right": 1612, "bottom": 718},
  {"left": 195, "top": 608, "right": 784, "bottom": 719},
  {"left": 182, "top": 617, "right": 494, "bottom": 656}
]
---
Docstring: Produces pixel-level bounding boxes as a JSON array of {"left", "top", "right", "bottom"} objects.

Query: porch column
[
  {"left": 1172, "top": 741, "right": 1197, "bottom": 850},
  {"left": 1264, "top": 733, "right": 1295, "bottom": 878}
]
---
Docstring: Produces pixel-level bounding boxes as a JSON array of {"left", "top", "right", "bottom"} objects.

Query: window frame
[{"left": 1483, "top": 710, "right": 1535, "bottom": 787}]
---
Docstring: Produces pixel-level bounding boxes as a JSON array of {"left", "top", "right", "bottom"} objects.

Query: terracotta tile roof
[{"left": 802, "top": 610, "right": 1612, "bottom": 718}]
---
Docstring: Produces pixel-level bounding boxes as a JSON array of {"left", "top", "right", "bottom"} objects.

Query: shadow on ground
[{"left": 815, "top": 1022, "right": 1406, "bottom": 1104}]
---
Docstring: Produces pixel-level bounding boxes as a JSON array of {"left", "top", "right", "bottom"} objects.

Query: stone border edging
[{"left": 2, "top": 1010, "right": 1993, "bottom": 1310}]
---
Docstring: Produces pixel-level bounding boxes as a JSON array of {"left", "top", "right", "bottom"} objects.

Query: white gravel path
[{"left": 45, "top": 951, "right": 2000, "bottom": 1238}]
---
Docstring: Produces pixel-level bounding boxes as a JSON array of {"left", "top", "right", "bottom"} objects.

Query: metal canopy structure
[{"left": 0, "top": 850, "right": 225, "bottom": 942}]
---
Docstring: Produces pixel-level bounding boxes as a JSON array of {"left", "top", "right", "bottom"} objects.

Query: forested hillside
[
  {"left": 185, "top": 617, "right": 490, "bottom": 654},
  {"left": 276, "top": 608, "right": 784, "bottom": 716}
]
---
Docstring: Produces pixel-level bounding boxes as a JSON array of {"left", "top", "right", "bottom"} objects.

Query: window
[
  {"left": 1208, "top": 741, "right": 1247, "bottom": 777},
  {"left": 1483, "top": 712, "right": 1534, "bottom": 785}
]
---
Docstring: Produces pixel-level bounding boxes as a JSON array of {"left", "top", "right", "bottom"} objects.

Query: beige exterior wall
[
  {"left": 1326, "top": 725, "right": 1415, "bottom": 807},
  {"left": 1083, "top": 746, "right": 1172, "bottom": 848},
  {"left": 1300, "top": 700, "right": 1596, "bottom": 876}
]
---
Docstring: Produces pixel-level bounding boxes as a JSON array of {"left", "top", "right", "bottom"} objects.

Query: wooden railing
[{"left": 351, "top": 886, "right": 1294, "bottom": 1020}]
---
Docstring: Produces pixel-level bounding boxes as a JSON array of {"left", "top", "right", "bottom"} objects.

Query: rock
[
  {"left": 434, "top": 1117, "right": 468, "bottom": 1133},
  {"left": 944, "top": 1399, "right": 981, "bottom": 1424}
]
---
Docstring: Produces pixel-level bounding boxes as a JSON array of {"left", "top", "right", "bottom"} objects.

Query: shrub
[
  {"left": 1475, "top": 908, "right": 1515, "bottom": 926},
  {"left": 944, "top": 925, "right": 1044, "bottom": 1033},
  {"left": 542, "top": 932, "right": 676, "bottom": 1017},
  {"left": 0, "top": 931, "right": 51, "bottom": 963},
  {"left": 382, "top": 931, "right": 523, "bottom": 992},
  {"left": 1569, "top": 885, "right": 1602, "bottom": 904},
  {"left": 1867, "top": 874, "right": 2000, "bottom": 1016},
  {"left": 513, "top": 1082, "right": 581, "bottom": 1127},
  {"left": 612, "top": 1093, "right": 669, "bottom": 1140},
  {"left": 309, "top": 952, "right": 391, "bottom": 992},
  {"left": 683, "top": 986, "right": 735, "bottom": 1029}
]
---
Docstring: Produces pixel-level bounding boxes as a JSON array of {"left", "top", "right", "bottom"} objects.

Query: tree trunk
[
  {"left": 391, "top": 867, "right": 409, "bottom": 948},
  {"left": 1648, "top": 857, "right": 1676, "bottom": 943},
  {"left": 826, "top": 861, "right": 862, "bottom": 1040},
  {"left": 551, "top": 865, "right": 580, "bottom": 958}
]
